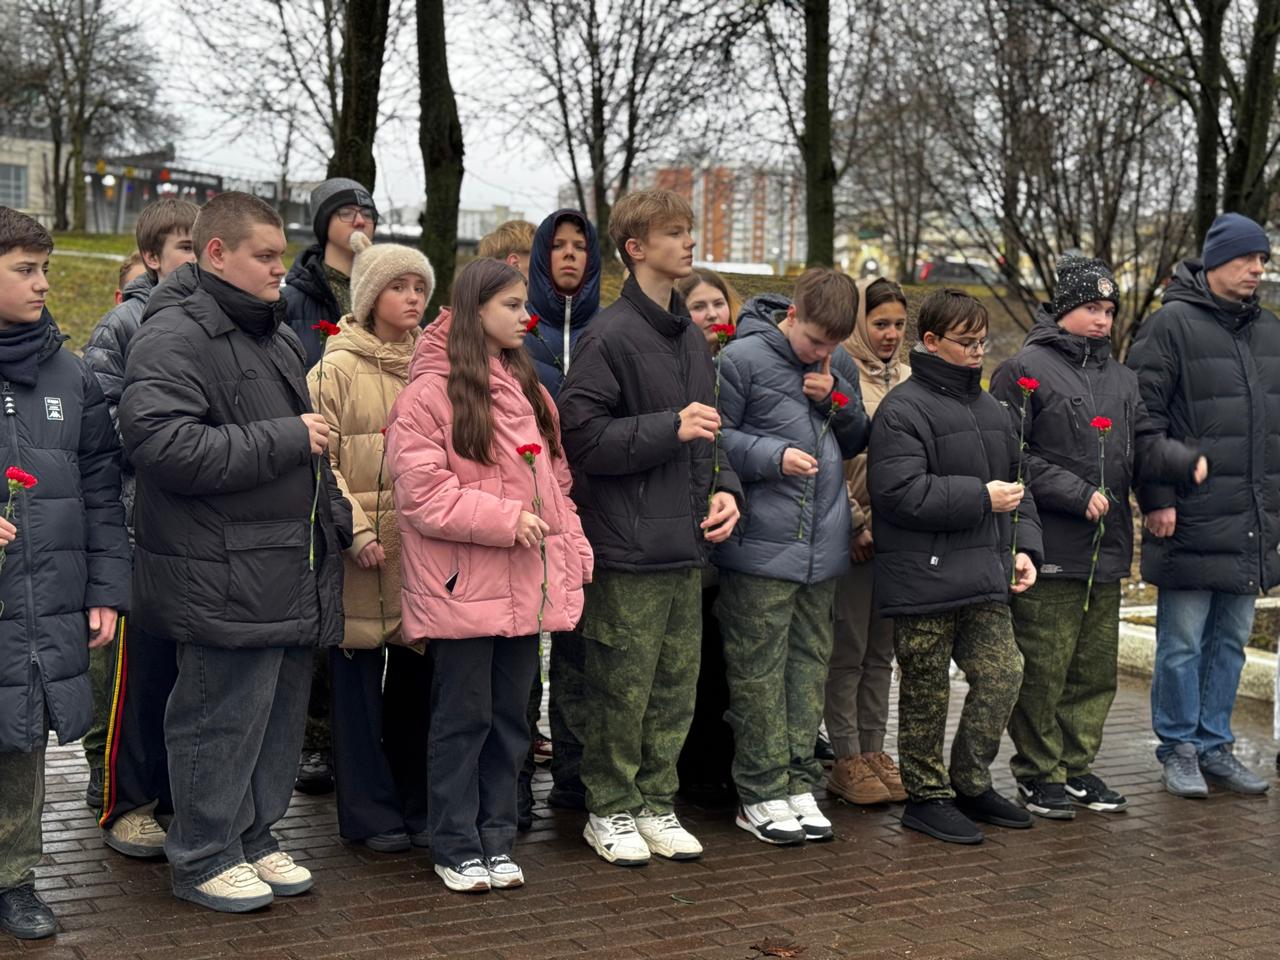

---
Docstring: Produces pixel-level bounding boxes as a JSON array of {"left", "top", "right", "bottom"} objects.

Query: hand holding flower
[
  {"left": 88, "top": 606, "right": 117, "bottom": 649},
  {"left": 1085, "top": 490, "right": 1110, "bottom": 522},
  {"left": 516, "top": 511, "right": 550, "bottom": 548},
  {"left": 1010, "top": 552, "right": 1037, "bottom": 594},
  {"left": 0, "top": 516, "right": 14, "bottom": 548},
  {"left": 781, "top": 448, "right": 819, "bottom": 477},
  {"left": 702, "top": 492, "right": 740, "bottom": 543}
]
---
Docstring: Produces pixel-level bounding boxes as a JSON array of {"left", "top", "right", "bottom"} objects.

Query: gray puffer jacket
[{"left": 714, "top": 295, "right": 869, "bottom": 584}]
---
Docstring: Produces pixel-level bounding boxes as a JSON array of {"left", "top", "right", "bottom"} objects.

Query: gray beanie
[{"left": 311, "top": 177, "right": 378, "bottom": 245}]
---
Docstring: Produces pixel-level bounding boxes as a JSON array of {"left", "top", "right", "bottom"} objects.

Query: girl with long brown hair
[{"left": 386, "top": 258, "right": 592, "bottom": 894}]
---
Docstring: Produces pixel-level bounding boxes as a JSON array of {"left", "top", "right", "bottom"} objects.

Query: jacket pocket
[{"left": 223, "top": 519, "right": 307, "bottom": 623}]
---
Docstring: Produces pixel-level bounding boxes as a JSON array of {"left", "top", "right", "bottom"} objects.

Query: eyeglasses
[
  {"left": 940, "top": 335, "right": 989, "bottom": 356},
  {"left": 335, "top": 205, "right": 378, "bottom": 223}
]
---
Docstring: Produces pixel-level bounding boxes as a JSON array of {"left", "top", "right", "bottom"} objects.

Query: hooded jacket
[
  {"left": 842, "top": 277, "right": 911, "bottom": 534},
  {"left": 991, "top": 307, "right": 1199, "bottom": 582},
  {"left": 869, "top": 349, "right": 1043, "bottom": 617},
  {"left": 559, "top": 275, "right": 744, "bottom": 573},
  {"left": 283, "top": 243, "right": 343, "bottom": 368},
  {"left": 0, "top": 317, "right": 130, "bottom": 752},
  {"left": 713, "top": 293, "right": 869, "bottom": 584},
  {"left": 385, "top": 314, "right": 592, "bottom": 641},
  {"left": 524, "top": 210, "right": 602, "bottom": 398},
  {"left": 1125, "top": 259, "right": 1280, "bottom": 593},
  {"left": 308, "top": 317, "right": 419, "bottom": 649},
  {"left": 120, "top": 263, "right": 353, "bottom": 649}
]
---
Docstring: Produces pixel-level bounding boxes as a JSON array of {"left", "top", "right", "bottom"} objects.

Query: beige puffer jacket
[{"left": 308, "top": 316, "right": 420, "bottom": 648}]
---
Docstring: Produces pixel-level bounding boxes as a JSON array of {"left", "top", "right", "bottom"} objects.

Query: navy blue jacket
[
  {"left": 524, "top": 210, "right": 601, "bottom": 398},
  {"left": 282, "top": 244, "right": 339, "bottom": 369},
  {"left": 714, "top": 295, "right": 869, "bottom": 583}
]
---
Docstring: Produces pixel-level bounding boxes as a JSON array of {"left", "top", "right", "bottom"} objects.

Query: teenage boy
[
  {"left": 114, "top": 252, "right": 145, "bottom": 304},
  {"left": 282, "top": 177, "right": 377, "bottom": 795},
  {"left": 714, "top": 271, "right": 869, "bottom": 844},
  {"left": 559, "top": 189, "right": 742, "bottom": 866},
  {"left": 83, "top": 199, "right": 198, "bottom": 846},
  {"left": 991, "top": 257, "right": 1208, "bottom": 819},
  {"left": 0, "top": 207, "right": 129, "bottom": 940},
  {"left": 477, "top": 219, "right": 535, "bottom": 280},
  {"left": 119, "top": 192, "right": 352, "bottom": 913},
  {"left": 868, "top": 288, "right": 1042, "bottom": 845},
  {"left": 1126, "top": 213, "right": 1280, "bottom": 797}
]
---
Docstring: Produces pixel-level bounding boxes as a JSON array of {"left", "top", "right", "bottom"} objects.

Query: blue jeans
[{"left": 1151, "top": 589, "right": 1256, "bottom": 762}]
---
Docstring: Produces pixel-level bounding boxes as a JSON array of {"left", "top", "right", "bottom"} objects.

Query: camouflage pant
[
  {"left": 579, "top": 568, "right": 701, "bottom": 816},
  {"left": 1008, "top": 578, "right": 1121, "bottom": 783},
  {"left": 82, "top": 638, "right": 119, "bottom": 782},
  {"left": 716, "top": 571, "right": 836, "bottom": 804},
  {"left": 0, "top": 744, "right": 44, "bottom": 893},
  {"left": 894, "top": 602, "right": 1024, "bottom": 801},
  {"left": 548, "top": 630, "right": 586, "bottom": 799}
]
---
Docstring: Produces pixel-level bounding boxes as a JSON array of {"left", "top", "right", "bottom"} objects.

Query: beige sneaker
[
  {"left": 102, "top": 810, "right": 167, "bottom": 859},
  {"left": 176, "top": 863, "right": 273, "bottom": 913},
  {"left": 251, "top": 851, "right": 313, "bottom": 896},
  {"left": 827, "top": 755, "right": 892, "bottom": 805},
  {"left": 865, "top": 752, "right": 908, "bottom": 802}
]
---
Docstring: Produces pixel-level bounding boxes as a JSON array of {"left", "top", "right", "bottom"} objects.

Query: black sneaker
[
  {"left": 901, "top": 799, "right": 983, "bottom": 844},
  {"left": 1016, "top": 781, "right": 1076, "bottom": 820},
  {"left": 814, "top": 731, "right": 835, "bottom": 766},
  {"left": 0, "top": 885, "right": 57, "bottom": 940},
  {"left": 954, "top": 788, "right": 1033, "bottom": 829},
  {"left": 85, "top": 765, "right": 104, "bottom": 812},
  {"left": 294, "top": 750, "right": 334, "bottom": 795},
  {"left": 1065, "top": 773, "right": 1128, "bottom": 812}
]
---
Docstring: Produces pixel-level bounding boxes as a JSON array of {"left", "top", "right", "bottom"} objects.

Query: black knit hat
[
  {"left": 1050, "top": 256, "right": 1119, "bottom": 321},
  {"left": 310, "top": 177, "right": 378, "bottom": 245}
]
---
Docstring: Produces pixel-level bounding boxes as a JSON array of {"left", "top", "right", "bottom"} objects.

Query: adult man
[{"left": 1127, "top": 212, "right": 1279, "bottom": 798}]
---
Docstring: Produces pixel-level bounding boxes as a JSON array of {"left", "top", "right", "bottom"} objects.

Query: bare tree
[
  {"left": 329, "top": 0, "right": 392, "bottom": 186},
  {"left": 418, "top": 0, "right": 464, "bottom": 313}
]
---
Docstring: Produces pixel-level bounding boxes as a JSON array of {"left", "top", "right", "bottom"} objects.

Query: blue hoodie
[{"left": 525, "top": 209, "right": 601, "bottom": 397}]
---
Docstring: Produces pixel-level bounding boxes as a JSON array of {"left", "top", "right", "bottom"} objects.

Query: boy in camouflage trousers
[{"left": 713, "top": 270, "right": 869, "bottom": 844}]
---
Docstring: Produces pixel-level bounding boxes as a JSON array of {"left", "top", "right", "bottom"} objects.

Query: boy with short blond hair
[
  {"left": 0, "top": 208, "right": 129, "bottom": 939},
  {"left": 477, "top": 219, "right": 536, "bottom": 278},
  {"left": 714, "top": 268, "right": 869, "bottom": 844},
  {"left": 559, "top": 189, "right": 742, "bottom": 866}
]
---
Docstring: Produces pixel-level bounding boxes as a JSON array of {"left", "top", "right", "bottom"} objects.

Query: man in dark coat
[
  {"left": 0, "top": 208, "right": 129, "bottom": 940},
  {"left": 120, "top": 193, "right": 352, "bottom": 914},
  {"left": 1126, "top": 213, "right": 1279, "bottom": 798},
  {"left": 281, "top": 176, "right": 377, "bottom": 795},
  {"left": 991, "top": 257, "right": 1205, "bottom": 819}
]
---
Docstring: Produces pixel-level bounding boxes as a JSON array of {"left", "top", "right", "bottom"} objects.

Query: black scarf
[
  {"left": 0, "top": 312, "right": 53, "bottom": 387},
  {"left": 198, "top": 269, "right": 285, "bottom": 339}
]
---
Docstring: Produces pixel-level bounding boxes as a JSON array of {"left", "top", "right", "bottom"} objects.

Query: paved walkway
[{"left": 6, "top": 677, "right": 1280, "bottom": 960}]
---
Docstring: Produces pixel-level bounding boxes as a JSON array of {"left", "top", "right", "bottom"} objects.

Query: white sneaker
[
  {"left": 435, "top": 858, "right": 492, "bottom": 893},
  {"left": 735, "top": 799, "right": 806, "bottom": 845},
  {"left": 176, "top": 862, "right": 273, "bottom": 913},
  {"left": 788, "top": 792, "right": 834, "bottom": 841},
  {"left": 487, "top": 854, "right": 524, "bottom": 889},
  {"left": 583, "top": 812, "right": 650, "bottom": 866},
  {"left": 251, "top": 850, "right": 313, "bottom": 896},
  {"left": 103, "top": 810, "right": 167, "bottom": 859},
  {"left": 635, "top": 808, "right": 703, "bottom": 861}
]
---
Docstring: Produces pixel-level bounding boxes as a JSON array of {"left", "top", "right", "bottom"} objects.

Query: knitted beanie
[
  {"left": 1201, "top": 212, "right": 1271, "bottom": 271},
  {"left": 311, "top": 177, "right": 378, "bottom": 245},
  {"left": 1050, "top": 256, "right": 1119, "bottom": 321},
  {"left": 349, "top": 233, "right": 435, "bottom": 326}
]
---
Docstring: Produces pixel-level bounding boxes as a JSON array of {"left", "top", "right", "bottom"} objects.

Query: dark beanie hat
[
  {"left": 1201, "top": 212, "right": 1271, "bottom": 271},
  {"left": 311, "top": 178, "right": 378, "bottom": 245},
  {"left": 1051, "top": 256, "right": 1119, "bottom": 321}
]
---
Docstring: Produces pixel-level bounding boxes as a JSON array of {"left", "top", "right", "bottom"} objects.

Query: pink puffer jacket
[{"left": 385, "top": 314, "right": 592, "bottom": 641}]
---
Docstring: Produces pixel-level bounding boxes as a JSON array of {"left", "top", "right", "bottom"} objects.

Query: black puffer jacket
[
  {"left": 120, "top": 264, "right": 353, "bottom": 649},
  {"left": 282, "top": 244, "right": 340, "bottom": 368},
  {"left": 990, "top": 308, "right": 1199, "bottom": 582},
  {"left": 0, "top": 318, "right": 130, "bottom": 752},
  {"left": 869, "top": 349, "right": 1043, "bottom": 617},
  {"left": 1126, "top": 259, "right": 1280, "bottom": 593},
  {"left": 559, "top": 275, "right": 743, "bottom": 572}
]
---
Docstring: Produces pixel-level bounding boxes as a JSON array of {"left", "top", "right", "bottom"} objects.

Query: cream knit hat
[{"left": 349, "top": 233, "right": 436, "bottom": 326}]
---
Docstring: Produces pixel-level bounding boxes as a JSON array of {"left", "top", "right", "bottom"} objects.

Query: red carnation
[
  {"left": 525, "top": 315, "right": 540, "bottom": 333},
  {"left": 831, "top": 391, "right": 850, "bottom": 409},
  {"left": 312, "top": 320, "right": 342, "bottom": 338},
  {"left": 4, "top": 467, "right": 36, "bottom": 490},
  {"left": 1016, "top": 376, "right": 1040, "bottom": 393},
  {"left": 710, "top": 323, "right": 736, "bottom": 343},
  {"left": 1091, "top": 416, "right": 1113, "bottom": 432},
  {"left": 517, "top": 443, "right": 542, "bottom": 465}
]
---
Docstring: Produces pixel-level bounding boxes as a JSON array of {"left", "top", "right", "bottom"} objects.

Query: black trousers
[
  {"left": 676, "top": 585, "right": 735, "bottom": 802},
  {"left": 100, "top": 622, "right": 176, "bottom": 828},
  {"left": 330, "top": 645, "right": 432, "bottom": 841}
]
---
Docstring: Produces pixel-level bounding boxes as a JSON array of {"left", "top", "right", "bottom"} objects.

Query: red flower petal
[
  {"left": 516, "top": 443, "right": 542, "bottom": 458},
  {"left": 525, "top": 315, "right": 540, "bottom": 333},
  {"left": 311, "top": 320, "right": 342, "bottom": 338},
  {"left": 831, "top": 391, "right": 850, "bottom": 408},
  {"left": 1016, "top": 376, "right": 1040, "bottom": 392},
  {"left": 1090, "top": 416, "right": 1113, "bottom": 431}
]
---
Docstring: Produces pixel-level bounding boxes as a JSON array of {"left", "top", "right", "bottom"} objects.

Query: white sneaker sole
[
  {"left": 489, "top": 870, "right": 524, "bottom": 889},
  {"left": 640, "top": 836, "right": 702, "bottom": 861},
  {"left": 583, "top": 823, "right": 650, "bottom": 867},
  {"left": 433, "top": 864, "right": 491, "bottom": 893},
  {"left": 256, "top": 872, "right": 313, "bottom": 896},
  {"left": 734, "top": 814, "right": 805, "bottom": 846},
  {"left": 175, "top": 883, "right": 273, "bottom": 913}
]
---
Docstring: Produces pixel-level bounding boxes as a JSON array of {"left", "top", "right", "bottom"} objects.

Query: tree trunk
[
  {"left": 1221, "top": 0, "right": 1280, "bottom": 220},
  {"left": 1192, "top": 0, "right": 1229, "bottom": 245},
  {"left": 70, "top": 133, "right": 85, "bottom": 232},
  {"left": 417, "top": 0, "right": 464, "bottom": 316},
  {"left": 51, "top": 134, "right": 68, "bottom": 232},
  {"left": 328, "top": 0, "right": 390, "bottom": 189},
  {"left": 801, "top": 0, "right": 835, "bottom": 267},
  {"left": 585, "top": 1, "right": 613, "bottom": 262}
]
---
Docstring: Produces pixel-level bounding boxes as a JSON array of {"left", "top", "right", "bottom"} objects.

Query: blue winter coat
[
  {"left": 713, "top": 294, "right": 870, "bottom": 584},
  {"left": 524, "top": 209, "right": 601, "bottom": 398}
]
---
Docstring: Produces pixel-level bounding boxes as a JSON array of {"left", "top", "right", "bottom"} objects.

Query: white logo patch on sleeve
[{"left": 44, "top": 397, "right": 64, "bottom": 421}]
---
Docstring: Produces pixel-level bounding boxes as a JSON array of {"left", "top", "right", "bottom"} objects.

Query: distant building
[{"left": 0, "top": 135, "right": 60, "bottom": 226}]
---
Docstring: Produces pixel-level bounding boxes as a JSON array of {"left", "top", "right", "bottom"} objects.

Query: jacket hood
[
  {"left": 143, "top": 262, "right": 202, "bottom": 322},
  {"left": 1023, "top": 304, "right": 1112, "bottom": 366},
  {"left": 410, "top": 308, "right": 451, "bottom": 381},
  {"left": 844, "top": 277, "right": 906, "bottom": 379},
  {"left": 527, "top": 209, "right": 602, "bottom": 330},
  {"left": 121, "top": 273, "right": 156, "bottom": 304},
  {"left": 285, "top": 243, "right": 331, "bottom": 301},
  {"left": 143, "top": 263, "right": 279, "bottom": 341},
  {"left": 736, "top": 293, "right": 804, "bottom": 364},
  {"left": 325, "top": 314, "right": 419, "bottom": 380},
  {"left": 1163, "top": 258, "right": 1260, "bottom": 331}
]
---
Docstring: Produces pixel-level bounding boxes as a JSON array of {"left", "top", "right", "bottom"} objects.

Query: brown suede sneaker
[
  {"left": 827, "top": 755, "right": 892, "bottom": 805},
  {"left": 866, "top": 752, "right": 908, "bottom": 802}
]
